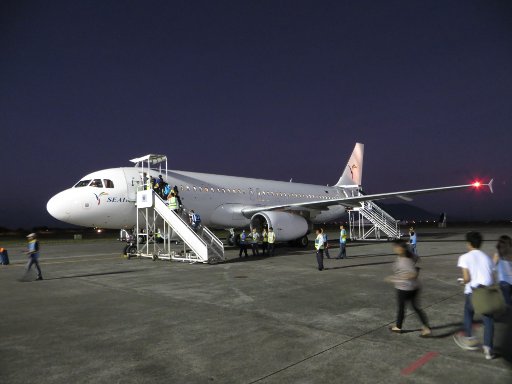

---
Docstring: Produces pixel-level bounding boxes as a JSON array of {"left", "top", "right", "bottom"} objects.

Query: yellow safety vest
[
  {"left": 168, "top": 196, "right": 178, "bottom": 209},
  {"left": 315, "top": 234, "right": 324, "bottom": 250},
  {"left": 267, "top": 232, "right": 276, "bottom": 244},
  {"left": 262, "top": 231, "right": 268, "bottom": 242},
  {"left": 340, "top": 229, "right": 347, "bottom": 243}
]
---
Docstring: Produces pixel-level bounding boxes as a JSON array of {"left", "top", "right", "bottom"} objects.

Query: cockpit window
[
  {"left": 89, "top": 179, "right": 103, "bottom": 188},
  {"left": 74, "top": 180, "right": 91, "bottom": 188},
  {"left": 103, "top": 179, "right": 114, "bottom": 188}
]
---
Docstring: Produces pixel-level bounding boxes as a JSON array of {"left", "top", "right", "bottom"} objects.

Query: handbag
[{"left": 471, "top": 285, "right": 506, "bottom": 316}]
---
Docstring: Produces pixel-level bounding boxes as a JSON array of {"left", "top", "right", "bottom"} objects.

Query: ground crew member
[
  {"left": 251, "top": 228, "right": 260, "bottom": 256},
  {"left": 315, "top": 229, "right": 325, "bottom": 271},
  {"left": 409, "top": 227, "right": 418, "bottom": 256},
  {"left": 261, "top": 227, "right": 268, "bottom": 256},
  {"left": 322, "top": 229, "right": 330, "bottom": 259},
  {"left": 267, "top": 227, "right": 276, "bottom": 257},
  {"left": 336, "top": 225, "right": 347, "bottom": 259},
  {"left": 168, "top": 192, "right": 178, "bottom": 211},
  {"left": 239, "top": 230, "right": 248, "bottom": 258},
  {"left": 23, "top": 233, "right": 43, "bottom": 281}
]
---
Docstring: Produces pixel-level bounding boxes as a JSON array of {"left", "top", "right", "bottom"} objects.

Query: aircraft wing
[{"left": 241, "top": 180, "right": 493, "bottom": 216}]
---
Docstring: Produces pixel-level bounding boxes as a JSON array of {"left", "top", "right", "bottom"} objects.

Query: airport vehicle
[{"left": 46, "top": 143, "right": 492, "bottom": 246}]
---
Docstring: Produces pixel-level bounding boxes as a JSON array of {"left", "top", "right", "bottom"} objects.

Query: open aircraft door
[{"left": 123, "top": 168, "right": 141, "bottom": 202}]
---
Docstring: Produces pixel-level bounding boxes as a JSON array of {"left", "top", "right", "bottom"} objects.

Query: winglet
[{"left": 487, "top": 178, "right": 494, "bottom": 194}]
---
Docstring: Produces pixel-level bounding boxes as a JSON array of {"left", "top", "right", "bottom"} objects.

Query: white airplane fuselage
[{"left": 47, "top": 167, "right": 347, "bottom": 230}]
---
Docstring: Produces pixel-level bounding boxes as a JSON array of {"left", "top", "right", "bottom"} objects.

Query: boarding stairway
[
  {"left": 348, "top": 201, "right": 401, "bottom": 241},
  {"left": 135, "top": 190, "right": 225, "bottom": 264},
  {"left": 129, "top": 154, "right": 225, "bottom": 264}
]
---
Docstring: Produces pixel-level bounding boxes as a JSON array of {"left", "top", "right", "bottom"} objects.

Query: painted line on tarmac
[
  {"left": 401, "top": 351, "right": 439, "bottom": 376},
  {"left": 249, "top": 290, "right": 463, "bottom": 384},
  {"left": 1, "top": 254, "right": 123, "bottom": 268}
]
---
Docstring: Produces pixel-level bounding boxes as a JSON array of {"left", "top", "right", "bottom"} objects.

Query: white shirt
[
  {"left": 457, "top": 249, "right": 494, "bottom": 294},
  {"left": 315, "top": 234, "right": 324, "bottom": 250}
]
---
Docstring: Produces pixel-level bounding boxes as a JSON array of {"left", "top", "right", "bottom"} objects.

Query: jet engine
[{"left": 250, "top": 211, "right": 310, "bottom": 246}]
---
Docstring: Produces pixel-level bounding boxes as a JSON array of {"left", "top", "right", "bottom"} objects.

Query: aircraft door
[{"left": 123, "top": 169, "right": 141, "bottom": 202}]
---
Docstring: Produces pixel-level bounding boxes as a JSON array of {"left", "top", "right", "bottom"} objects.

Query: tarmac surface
[{"left": 1, "top": 226, "right": 512, "bottom": 384}]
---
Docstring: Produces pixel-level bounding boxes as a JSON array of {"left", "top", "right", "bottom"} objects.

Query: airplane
[{"left": 46, "top": 143, "right": 492, "bottom": 246}]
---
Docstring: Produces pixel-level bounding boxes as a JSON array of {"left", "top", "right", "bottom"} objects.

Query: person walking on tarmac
[
  {"left": 336, "top": 225, "right": 348, "bottom": 259},
  {"left": 22, "top": 233, "right": 43, "bottom": 281},
  {"left": 250, "top": 228, "right": 260, "bottom": 256},
  {"left": 261, "top": 227, "right": 268, "bottom": 256},
  {"left": 267, "top": 227, "right": 276, "bottom": 257},
  {"left": 168, "top": 192, "right": 179, "bottom": 212},
  {"left": 315, "top": 229, "right": 325, "bottom": 271},
  {"left": 239, "top": 230, "right": 248, "bottom": 258}
]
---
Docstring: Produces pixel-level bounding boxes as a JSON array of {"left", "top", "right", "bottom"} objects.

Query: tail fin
[{"left": 335, "top": 143, "right": 364, "bottom": 187}]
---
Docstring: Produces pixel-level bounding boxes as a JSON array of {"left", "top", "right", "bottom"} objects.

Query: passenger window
[
  {"left": 222, "top": 188, "right": 226, "bottom": 193},
  {"left": 74, "top": 180, "right": 91, "bottom": 188},
  {"left": 227, "top": 188, "right": 231, "bottom": 193},
  {"left": 90, "top": 179, "right": 103, "bottom": 188},
  {"left": 186, "top": 186, "right": 190, "bottom": 191},
  {"left": 103, "top": 179, "right": 115, "bottom": 188},
  {"left": 193, "top": 186, "right": 197, "bottom": 191}
]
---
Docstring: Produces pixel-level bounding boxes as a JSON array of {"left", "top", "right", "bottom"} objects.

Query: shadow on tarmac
[{"left": 41, "top": 270, "right": 140, "bottom": 281}]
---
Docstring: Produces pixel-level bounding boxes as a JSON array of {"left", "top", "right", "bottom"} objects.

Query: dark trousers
[
  {"left": 500, "top": 282, "right": 512, "bottom": 306},
  {"left": 251, "top": 243, "right": 259, "bottom": 256},
  {"left": 464, "top": 293, "right": 494, "bottom": 348},
  {"left": 396, "top": 289, "right": 429, "bottom": 329},
  {"left": 261, "top": 242, "right": 268, "bottom": 255},
  {"left": 25, "top": 256, "right": 42, "bottom": 279},
  {"left": 267, "top": 243, "right": 275, "bottom": 257},
  {"left": 337, "top": 243, "right": 346, "bottom": 259},
  {"left": 316, "top": 249, "right": 324, "bottom": 270},
  {"left": 239, "top": 244, "right": 248, "bottom": 257}
]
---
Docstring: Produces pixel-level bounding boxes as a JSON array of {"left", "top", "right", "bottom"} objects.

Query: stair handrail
[
  {"left": 153, "top": 193, "right": 208, "bottom": 260},
  {"left": 201, "top": 226, "right": 225, "bottom": 260}
]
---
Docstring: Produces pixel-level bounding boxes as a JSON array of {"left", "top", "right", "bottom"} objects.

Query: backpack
[
  {"left": 193, "top": 213, "right": 201, "bottom": 223},
  {"left": 163, "top": 184, "right": 171, "bottom": 196}
]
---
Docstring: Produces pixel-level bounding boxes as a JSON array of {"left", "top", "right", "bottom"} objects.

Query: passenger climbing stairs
[{"left": 128, "top": 154, "right": 225, "bottom": 264}]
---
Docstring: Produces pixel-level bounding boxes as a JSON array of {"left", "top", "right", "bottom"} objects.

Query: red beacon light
[{"left": 472, "top": 181, "right": 482, "bottom": 188}]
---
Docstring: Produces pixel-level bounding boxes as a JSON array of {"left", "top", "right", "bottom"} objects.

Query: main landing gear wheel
[
  {"left": 125, "top": 245, "right": 137, "bottom": 259},
  {"left": 298, "top": 236, "right": 309, "bottom": 248}
]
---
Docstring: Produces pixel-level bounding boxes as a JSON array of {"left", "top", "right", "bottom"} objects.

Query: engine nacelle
[{"left": 250, "top": 211, "right": 309, "bottom": 242}]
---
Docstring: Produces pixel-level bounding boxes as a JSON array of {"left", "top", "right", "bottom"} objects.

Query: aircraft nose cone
[{"left": 47, "top": 191, "right": 70, "bottom": 222}]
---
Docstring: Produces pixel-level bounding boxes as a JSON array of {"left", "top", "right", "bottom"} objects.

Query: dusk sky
[{"left": 1, "top": 1, "right": 511, "bottom": 229}]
